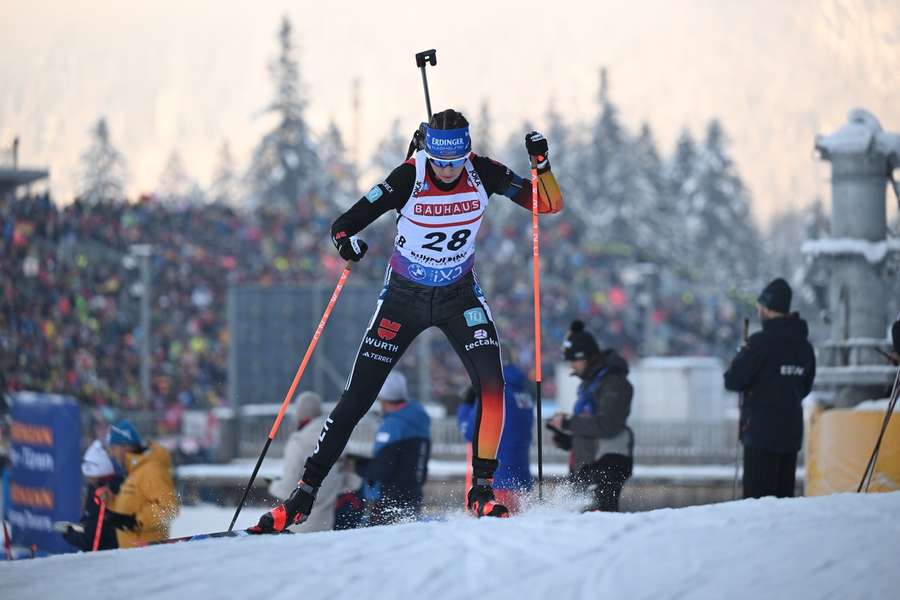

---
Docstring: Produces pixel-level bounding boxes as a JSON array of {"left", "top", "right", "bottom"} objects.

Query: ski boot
[
  {"left": 467, "top": 479, "right": 510, "bottom": 518},
  {"left": 249, "top": 481, "right": 317, "bottom": 533}
]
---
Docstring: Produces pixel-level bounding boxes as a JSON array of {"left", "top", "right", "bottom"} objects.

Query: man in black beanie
[
  {"left": 724, "top": 278, "right": 816, "bottom": 499},
  {"left": 549, "top": 320, "right": 634, "bottom": 511}
]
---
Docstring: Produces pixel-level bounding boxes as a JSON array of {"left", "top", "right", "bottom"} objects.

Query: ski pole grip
[{"left": 415, "top": 49, "right": 437, "bottom": 67}]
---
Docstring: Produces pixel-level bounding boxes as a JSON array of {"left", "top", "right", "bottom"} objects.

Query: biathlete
[{"left": 252, "top": 108, "right": 563, "bottom": 532}]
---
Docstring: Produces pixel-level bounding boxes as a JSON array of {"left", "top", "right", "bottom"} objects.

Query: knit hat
[
  {"left": 82, "top": 439, "right": 116, "bottom": 478},
  {"left": 757, "top": 278, "right": 792, "bottom": 314},
  {"left": 293, "top": 391, "right": 322, "bottom": 424},
  {"left": 106, "top": 420, "right": 142, "bottom": 447},
  {"left": 378, "top": 371, "right": 409, "bottom": 403},
  {"left": 563, "top": 320, "right": 600, "bottom": 361}
]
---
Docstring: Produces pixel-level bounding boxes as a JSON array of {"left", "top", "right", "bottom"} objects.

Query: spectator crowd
[{"left": 2, "top": 192, "right": 747, "bottom": 413}]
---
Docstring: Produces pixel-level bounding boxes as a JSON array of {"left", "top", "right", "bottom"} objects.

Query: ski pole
[
  {"left": 92, "top": 491, "right": 107, "bottom": 552},
  {"left": 530, "top": 156, "right": 544, "bottom": 501},
  {"left": 732, "top": 317, "right": 749, "bottom": 500},
  {"left": 414, "top": 49, "right": 437, "bottom": 120},
  {"left": 2, "top": 519, "right": 12, "bottom": 560},
  {"left": 857, "top": 366, "right": 900, "bottom": 493},
  {"left": 228, "top": 262, "right": 353, "bottom": 531}
]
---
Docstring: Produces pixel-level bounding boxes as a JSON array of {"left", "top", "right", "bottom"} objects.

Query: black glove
[
  {"left": 525, "top": 131, "right": 549, "bottom": 171},
  {"left": 332, "top": 232, "right": 368, "bottom": 262},
  {"left": 552, "top": 432, "right": 573, "bottom": 451},
  {"left": 105, "top": 510, "right": 138, "bottom": 531}
]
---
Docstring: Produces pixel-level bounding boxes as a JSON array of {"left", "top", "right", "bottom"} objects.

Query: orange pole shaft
[
  {"left": 267, "top": 263, "right": 352, "bottom": 440},
  {"left": 531, "top": 164, "right": 542, "bottom": 381}
]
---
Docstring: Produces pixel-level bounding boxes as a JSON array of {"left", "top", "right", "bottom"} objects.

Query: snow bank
[
  {"left": 3, "top": 491, "right": 900, "bottom": 600},
  {"left": 801, "top": 238, "right": 900, "bottom": 263}
]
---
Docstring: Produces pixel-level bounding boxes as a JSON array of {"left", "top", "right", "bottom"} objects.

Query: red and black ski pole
[
  {"left": 530, "top": 156, "right": 545, "bottom": 501},
  {"left": 228, "top": 262, "right": 353, "bottom": 531}
]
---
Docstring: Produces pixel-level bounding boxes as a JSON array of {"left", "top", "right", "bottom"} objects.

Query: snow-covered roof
[
  {"left": 801, "top": 237, "right": 900, "bottom": 263},
  {"left": 815, "top": 108, "right": 900, "bottom": 162}
]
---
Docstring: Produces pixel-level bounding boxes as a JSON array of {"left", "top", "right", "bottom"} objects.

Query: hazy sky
[{"left": 2, "top": 0, "right": 898, "bottom": 226}]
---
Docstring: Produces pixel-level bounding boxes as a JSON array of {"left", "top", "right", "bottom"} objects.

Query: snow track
[{"left": 3, "top": 492, "right": 900, "bottom": 600}]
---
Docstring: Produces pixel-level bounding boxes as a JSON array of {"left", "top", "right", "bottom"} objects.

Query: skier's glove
[
  {"left": 333, "top": 231, "right": 368, "bottom": 262},
  {"left": 105, "top": 510, "right": 138, "bottom": 531},
  {"left": 525, "top": 131, "right": 550, "bottom": 172}
]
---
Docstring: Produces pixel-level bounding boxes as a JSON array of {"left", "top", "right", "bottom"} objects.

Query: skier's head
[
  {"left": 563, "top": 320, "right": 601, "bottom": 378},
  {"left": 425, "top": 109, "right": 471, "bottom": 183},
  {"left": 757, "top": 277, "right": 792, "bottom": 319}
]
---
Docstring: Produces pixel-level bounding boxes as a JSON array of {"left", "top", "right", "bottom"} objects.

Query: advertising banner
[{"left": 8, "top": 392, "right": 81, "bottom": 556}]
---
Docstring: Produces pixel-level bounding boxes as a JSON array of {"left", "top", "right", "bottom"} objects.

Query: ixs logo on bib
[
  {"left": 378, "top": 318, "right": 402, "bottom": 341},
  {"left": 463, "top": 308, "right": 487, "bottom": 327}
]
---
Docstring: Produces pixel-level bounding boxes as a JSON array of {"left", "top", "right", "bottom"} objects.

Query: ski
[{"left": 147, "top": 529, "right": 291, "bottom": 546}]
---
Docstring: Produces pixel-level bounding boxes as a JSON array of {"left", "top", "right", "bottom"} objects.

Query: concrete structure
[{"left": 804, "top": 109, "right": 900, "bottom": 406}]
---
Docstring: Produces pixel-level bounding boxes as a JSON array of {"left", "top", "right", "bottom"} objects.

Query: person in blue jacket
[
  {"left": 364, "top": 371, "right": 431, "bottom": 526},
  {"left": 458, "top": 363, "right": 534, "bottom": 513}
]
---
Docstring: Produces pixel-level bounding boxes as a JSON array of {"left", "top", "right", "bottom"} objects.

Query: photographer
[{"left": 549, "top": 320, "right": 633, "bottom": 512}]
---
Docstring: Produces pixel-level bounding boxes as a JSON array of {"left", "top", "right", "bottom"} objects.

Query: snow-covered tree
[
  {"left": 246, "top": 16, "right": 320, "bottom": 212},
  {"left": 209, "top": 140, "right": 243, "bottom": 208},
  {"left": 77, "top": 117, "right": 127, "bottom": 203},
  {"left": 157, "top": 150, "right": 200, "bottom": 205},
  {"left": 474, "top": 100, "right": 494, "bottom": 158},
  {"left": 370, "top": 118, "right": 413, "bottom": 176},
  {"left": 684, "top": 120, "right": 762, "bottom": 288},
  {"left": 318, "top": 120, "right": 358, "bottom": 207}
]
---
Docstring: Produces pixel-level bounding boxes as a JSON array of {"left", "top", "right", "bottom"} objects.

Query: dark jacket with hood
[
  {"left": 562, "top": 350, "right": 634, "bottom": 471},
  {"left": 365, "top": 401, "right": 431, "bottom": 517},
  {"left": 724, "top": 314, "right": 816, "bottom": 454},
  {"left": 62, "top": 477, "right": 122, "bottom": 551}
]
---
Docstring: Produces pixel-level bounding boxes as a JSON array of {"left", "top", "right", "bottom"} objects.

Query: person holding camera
[{"left": 549, "top": 320, "right": 634, "bottom": 512}]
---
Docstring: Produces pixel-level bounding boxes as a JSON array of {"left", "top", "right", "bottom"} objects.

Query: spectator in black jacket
[
  {"left": 363, "top": 372, "right": 431, "bottom": 526},
  {"left": 724, "top": 278, "right": 816, "bottom": 499},
  {"left": 549, "top": 320, "right": 634, "bottom": 512}
]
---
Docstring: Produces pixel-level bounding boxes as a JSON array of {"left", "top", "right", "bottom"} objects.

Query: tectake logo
[{"left": 473, "top": 329, "right": 488, "bottom": 340}]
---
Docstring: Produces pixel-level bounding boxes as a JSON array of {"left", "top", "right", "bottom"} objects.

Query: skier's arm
[
  {"left": 330, "top": 163, "right": 414, "bottom": 243},
  {"left": 723, "top": 334, "right": 767, "bottom": 393},
  {"left": 472, "top": 157, "right": 563, "bottom": 215}
]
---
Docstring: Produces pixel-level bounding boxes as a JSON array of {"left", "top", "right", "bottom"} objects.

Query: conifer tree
[{"left": 77, "top": 117, "right": 127, "bottom": 203}]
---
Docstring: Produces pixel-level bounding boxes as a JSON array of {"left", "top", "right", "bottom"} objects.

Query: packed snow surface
[{"left": 3, "top": 492, "right": 900, "bottom": 600}]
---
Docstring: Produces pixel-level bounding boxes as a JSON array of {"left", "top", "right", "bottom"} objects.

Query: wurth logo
[
  {"left": 313, "top": 417, "right": 334, "bottom": 455},
  {"left": 378, "top": 318, "right": 402, "bottom": 341}
]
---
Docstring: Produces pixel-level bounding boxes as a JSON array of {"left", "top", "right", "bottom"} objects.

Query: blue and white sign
[{"left": 8, "top": 392, "right": 81, "bottom": 556}]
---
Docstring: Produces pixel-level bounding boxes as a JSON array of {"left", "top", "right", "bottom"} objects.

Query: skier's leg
[
  {"left": 252, "top": 283, "right": 426, "bottom": 532},
  {"left": 437, "top": 285, "right": 507, "bottom": 517},
  {"left": 303, "top": 287, "right": 426, "bottom": 485}
]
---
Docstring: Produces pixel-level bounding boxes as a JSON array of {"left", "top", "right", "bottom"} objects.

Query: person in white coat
[{"left": 268, "top": 391, "right": 349, "bottom": 532}]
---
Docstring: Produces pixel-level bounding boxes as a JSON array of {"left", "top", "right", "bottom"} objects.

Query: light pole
[{"left": 129, "top": 244, "right": 153, "bottom": 404}]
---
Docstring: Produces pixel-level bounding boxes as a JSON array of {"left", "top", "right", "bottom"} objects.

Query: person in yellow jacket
[{"left": 103, "top": 420, "right": 179, "bottom": 548}]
